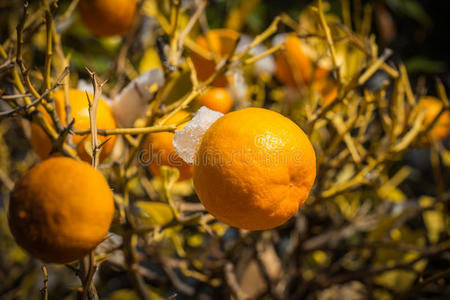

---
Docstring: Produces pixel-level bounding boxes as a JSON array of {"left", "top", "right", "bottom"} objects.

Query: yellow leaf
[
  {"left": 441, "top": 149, "right": 450, "bottom": 167},
  {"left": 166, "top": 228, "right": 186, "bottom": 257},
  {"left": 187, "top": 233, "right": 204, "bottom": 248},
  {"left": 138, "top": 48, "right": 162, "bottom": 74},
  {"left": 419, "top": 195, "right": 434, "bottom": 208},
  {"left": 335, "top": 194, "right": 360, "bottom": 220},
  {"left": 374, "top": 270, "right": 417, "bottom": 292},
  {"left": 134, "top": 201, "right": 174, "bottom": 225},
  {"left": 422, "top": 209, "right": 445, "bottom": 244},
  {"left": 312, "top": 250, "right": 328, "bottom": 265},
  {"left": 210, "top": 222, "right": 228, "bottom": 236},
  {"left": 150, "top": 176, "right": 193, "bottom": 196},
  {"left": 160, "top": 165, "right": 180, "bottom": 189},
  {"left": 336, "top": 164, "right": 355, "bottom": 185}
]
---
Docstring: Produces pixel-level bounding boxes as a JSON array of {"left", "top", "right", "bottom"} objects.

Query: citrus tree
[{"left": 0, "top": 0, "right": 449, "bottom": 299}]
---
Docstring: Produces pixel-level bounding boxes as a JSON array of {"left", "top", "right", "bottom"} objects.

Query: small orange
[
  {"left": 79, "top": 0, "right": 138, "bottom": 37},
  {"left": 190, "top": 29, "right": 240, "bottom": 87},
  {"left": 193, "top": 108, "right": 316, "bottom": 230},
  {"left": 275, "top": 33, "right": 331, "bottom": 91},
  {"left": 315, "top": 80, "right": 338, "bottom": 106},
  {"left": 197, "top": 87, "right": 233, "bottom": 113},
  {"left": 417, "top": 96, "right": 450, "bottom": 142},
  {"left": 8, "top": 157, "right": 114, "bottom": 263},
  {"left": 142, "top": 111, "right": 193, "bottom": 181},
  {"left": 31, "top": 89, "right": 117, "bottom": 163}
]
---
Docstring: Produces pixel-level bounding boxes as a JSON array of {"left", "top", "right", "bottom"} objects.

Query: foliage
[{"left": 0, "top": 0, "right": 449, "bottom": 299}]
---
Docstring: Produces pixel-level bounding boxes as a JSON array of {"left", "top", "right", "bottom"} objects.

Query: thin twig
[
  {"left": 224, "top": 262, "right": 248, "bottom": 300},
  {"left": 86, "top": 68, "right": 106, "bottom": 168},
  {"left": 73, "top": 124, "right": 176, "bottom": 136},
  {"left": 0, "top": 67, "right": 69, "bottom": 117},
  {"left": 40, "top": 265, "right": 48, "bottom": 300}
]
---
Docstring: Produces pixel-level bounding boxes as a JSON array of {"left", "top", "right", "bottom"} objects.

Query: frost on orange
[{"left": 192, "top": 108, "right": 316, "bottom": 230}]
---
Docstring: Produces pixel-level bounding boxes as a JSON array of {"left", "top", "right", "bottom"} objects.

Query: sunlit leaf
[
  {"left": 422, "top": 209, "right": 445, "bottom": 244},
  {"left": 187, "top": 233, "right": 204, "bottom": 248},
  {"left": 134, "top": 201, "right": 174, "bottom": 226},
  {"left": 440, "top": 149, "right": 450, "bottom": 167},
  {"left": 166, "top": 228, "right": 186, "bottom": 257},
  {"left": 150, "top": 176, "right": 193, "bottom": 196},
  {"left": 139, "top": 48, "right": 162, "bottom": 74},
  {"left": 312, "top": 250, "right": 328, "bottom": 265},
  {"left": 160, "top": 165, "right": 180, "bottom": 190},
  {"left": 374, "top": 269, "right": 417, "bottom": 292}
]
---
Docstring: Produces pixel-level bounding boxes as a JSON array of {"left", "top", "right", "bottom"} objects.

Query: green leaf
[
  {"left": 405, "top": 57, "right": 445, "bottom": 74},
  {"left": 387, "top": 0, "right": 432, "bottom": 27}
]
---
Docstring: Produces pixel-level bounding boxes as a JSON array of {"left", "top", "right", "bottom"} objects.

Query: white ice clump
[
  {"left": 237, "top": 34, "right": 275, "bottom": 76},
  {"left": 173, "top": 106, "right": 224, "bottom": 164},
  {"left": 110, "top": 69, "right": 165, "bottom": 127}
]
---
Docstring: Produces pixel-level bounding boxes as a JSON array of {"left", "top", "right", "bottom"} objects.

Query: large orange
[
  {"left": 79, "top": 0, "right": 138, "bottom": 37},
  {"left": 8, "top": 157, "right": 114, "bottom": 264},
  {"left": 31, "top": 89, "right": 117, "bottom": 163},
  {"left": 193, "top": 108, "right": 316, "bottom": 230},
  {"left": 417, "top": 96, "right": 450, "bottom": 142},
  {"left": 197, "top": 87, "right": 233, "bottom": 113},
  {"left": 190, "top": 29, "right": 240, "bottom": 87},
  {"left": 142, "top": 111, "right": 193, "bottom": 181}
]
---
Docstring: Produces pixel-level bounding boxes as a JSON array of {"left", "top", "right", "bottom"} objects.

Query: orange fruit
[
  {"left": 417, "top": 96, "right": 450, "bottom": 142},
  {"left": 190, "top": 29, "right": 240, "bottom": 87},
  {"left": 8, "top": 157, "right": 114, "bottom": 264},
  {"left": 315, "top": 80, "right": 338, "bottom": 106},
  {"left": 275, "top": 33, "right": 331, "bottom": 90},
  {"left": 31, "top": 89, "right": 117, "bottom": 163},
  {"left": 197, "top": 87, "right": 233, "bottom": 113},
  {"left": 193, "top": 108, "right": 316, "bottom": 230},
  {"left": 142, "top": 111, "right": 193, "bottom": 181},
  {"left": 275, "top": 33, "right": 312, "bottom": 87},
  {"left": 79, "top": 0, "right": 138, "bottom": 37}
]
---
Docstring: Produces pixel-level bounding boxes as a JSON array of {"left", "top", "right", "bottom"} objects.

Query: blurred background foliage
[{"left": 0, "top": 0, "right": 449, "bottom": 299}]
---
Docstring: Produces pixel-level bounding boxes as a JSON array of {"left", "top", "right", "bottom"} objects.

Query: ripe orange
[
  {"left": 190, "top": 29, "right": 240, "bottom": 87},
  {"left": 193, "top": 108, "right": 316, "bottom": 230},
  {"left": 143, "top": 111, "right": 193, "bottom": 181},
  {"left": 197, "top": 87, "right": 233, "bottom": 113},
  {"left": 31, "top": 89, "right": 117, "bottom": 163},
  {"left": 275, "top": 33, "right": 331, "bottom": 93},
  {"left": 8, "top": 157, "right": 114, "bottom": 264},
  {"left": 275, "top": 33, "right": 312, "bottom": 87},
  {"left": 417, "top": 96, "right": 450, "bottom": 141},
  {"left": 316, "top": 80, "right": 338, "bottom": 106},
  {"left": 79, "top": 0, "right": 138, "bottom": 37}
]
